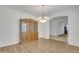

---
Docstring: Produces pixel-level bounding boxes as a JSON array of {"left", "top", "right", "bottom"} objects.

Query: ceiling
[{"left": 3, "top": 5, "right": 78, "bottom": 17}]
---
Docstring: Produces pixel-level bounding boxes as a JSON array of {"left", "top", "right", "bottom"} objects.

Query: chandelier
[{"left": 38, "top": 5, "right": 50, "bottom": 23}]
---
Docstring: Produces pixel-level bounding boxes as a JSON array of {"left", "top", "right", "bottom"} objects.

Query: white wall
[
  {"left": 50, "top": 22, "right": 58, "bottom": 36},
  {"left": 68, "top": 8, "right": 79, "bottom": 47},
  {"left": 38, "top": 21, "right": 49, "bottom": 39},
  {"left": 50, "top": 16, "right": 68, "bottom": 36},
  {"left": 0, "top": 6, "right": 35, "bottom": 47},
  {"left": 38, "top": 23, "right": 42, "bottom": 38},
  {"left": 50, "top": 6, "right": 79, "bottom": 47}
]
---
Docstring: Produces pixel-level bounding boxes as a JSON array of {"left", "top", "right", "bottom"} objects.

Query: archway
[{"left": 50, "top": 16, "right": 68, "bottom": 42}]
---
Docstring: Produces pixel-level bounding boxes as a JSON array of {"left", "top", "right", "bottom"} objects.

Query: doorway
[
  {"left": 19, "top": 19, "right": 38, "bottom": 43},
  {"left": 50, "top": 16, "right": 68, "bottom": 42}
]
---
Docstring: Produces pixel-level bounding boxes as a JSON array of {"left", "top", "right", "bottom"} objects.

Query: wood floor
[
  {"left": 50, "top": 34, "right": 68, "bottom": 42},
  {"left": 0, "top": 39, "right": 79, "bottom": 53}
]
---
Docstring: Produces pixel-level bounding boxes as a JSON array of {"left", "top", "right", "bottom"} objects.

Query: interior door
[{"left": 20, "top": 19, "right": 38, "bottom": 42}]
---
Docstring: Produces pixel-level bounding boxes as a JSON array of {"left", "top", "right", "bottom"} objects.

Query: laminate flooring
[{"left": 0, "top": 39, "right": 79, "bottom": 53}]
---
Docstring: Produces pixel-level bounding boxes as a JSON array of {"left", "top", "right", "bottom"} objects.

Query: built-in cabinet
[{"left": 20, "top": 19, "right": 38, "bottom": 42}]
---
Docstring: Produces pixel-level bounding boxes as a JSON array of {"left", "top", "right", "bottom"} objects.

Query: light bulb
[
  {"left": 38, "top": 16, "right": 50, "bottom": 23},
  {"left": 39, "top": 19, "right": 47, "bottom": 23}
]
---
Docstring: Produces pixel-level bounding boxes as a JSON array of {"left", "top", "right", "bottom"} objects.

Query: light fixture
[{"left": 38, "top": 5, "right": 50, "bottom": 23}]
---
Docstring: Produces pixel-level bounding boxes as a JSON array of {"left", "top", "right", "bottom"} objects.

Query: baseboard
[
  {"left": 68, "top": 42, "right": 79, "bottom": 47},
  {"left": 50, "top": 34, "right": 66, "bottom": 36},
  {"left": 39, "top": 38, "right": 49, "bottom": 39},
  {"left": 0, "top": 41, "right": 19, "bottom": 48}
]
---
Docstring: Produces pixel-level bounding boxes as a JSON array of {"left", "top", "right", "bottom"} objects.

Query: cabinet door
[{"left": 21, "top": 19, "right": 38, "bottom": 42}]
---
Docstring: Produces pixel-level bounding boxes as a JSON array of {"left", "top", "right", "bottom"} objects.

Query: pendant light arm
[
  {"left": 42, "top": 5, "right": 45, "bottom": 18},
  {"left": 38, "top": 5, "right": 50, "bottom": 23}
]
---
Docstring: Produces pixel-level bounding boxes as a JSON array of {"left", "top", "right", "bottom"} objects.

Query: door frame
[{"left": 19, "top": 19, "right": 22, "bottom": 44}]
